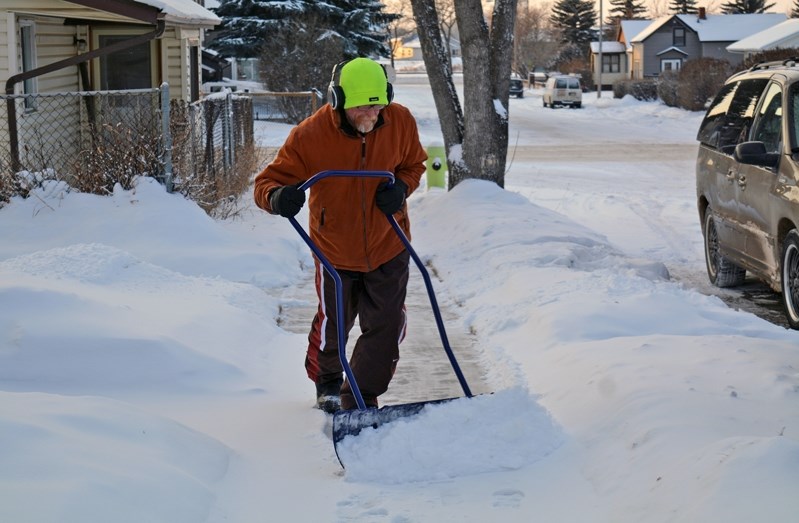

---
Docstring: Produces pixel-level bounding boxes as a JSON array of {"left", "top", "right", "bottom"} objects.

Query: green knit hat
[{"left": 339, "top": 58, "right": 389, "bottom": 109}]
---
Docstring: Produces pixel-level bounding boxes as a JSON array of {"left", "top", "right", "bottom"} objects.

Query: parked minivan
[
  {"left": 542, "top": 75, "right": 582, "bottom": 108},
  {"left": 696, "top": 59, "right": 799, "bottom": 329}
]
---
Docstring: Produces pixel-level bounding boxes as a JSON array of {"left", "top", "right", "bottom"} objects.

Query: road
[{"left": 394, "top": 72, "right": 790, "bottom": 329}]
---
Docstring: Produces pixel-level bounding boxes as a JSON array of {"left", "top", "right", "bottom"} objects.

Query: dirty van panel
[{"left": 544, "top": 75, "right": 582, "bottom": 108}]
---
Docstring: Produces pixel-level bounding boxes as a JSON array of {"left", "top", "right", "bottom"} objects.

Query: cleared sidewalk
[{"left": 276, "top": 262, "right": 489, "bottom": 405}]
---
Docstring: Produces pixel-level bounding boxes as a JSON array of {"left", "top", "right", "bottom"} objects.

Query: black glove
[
  {"left": 269, "top": 184, "right": 306, "bottom": 218},
  {"left": 375, "top": 179, "right": 407, "bottom": 215}
]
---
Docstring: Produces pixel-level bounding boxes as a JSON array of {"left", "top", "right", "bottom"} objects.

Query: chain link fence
[{"left": 0, "top": 84, "right": 255, "bottom": 216}]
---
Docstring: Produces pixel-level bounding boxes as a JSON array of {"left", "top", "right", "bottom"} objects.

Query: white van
[{"left": 542, "top": 75, "right": 582, "bottom": 108}]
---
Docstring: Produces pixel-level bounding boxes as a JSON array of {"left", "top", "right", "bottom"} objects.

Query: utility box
[{"left": 425, "top": 144, "right": 447, "bottom": 189}]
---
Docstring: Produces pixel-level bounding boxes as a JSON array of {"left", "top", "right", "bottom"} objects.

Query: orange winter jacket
[{"left": 253, "top": 102, "right": 427, "bottom": 272}]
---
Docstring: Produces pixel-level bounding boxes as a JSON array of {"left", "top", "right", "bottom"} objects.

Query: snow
[
  {"left": 135, "top": 0, "right": 220, "bottom": 25},
  {"left": 727, "top": 18, "right": 799, "bottom": 53},
  {"left": 632, "top": 13, "right": 788, "bottom": 44},
  {"left": 1, "top": 77, "right": 798, "bottom": 522}
]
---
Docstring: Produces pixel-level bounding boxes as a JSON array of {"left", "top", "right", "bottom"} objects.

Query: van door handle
[
  {"left": 726, "top": 170, "right": 735, "bottom": 183},
  {"left": 738, "top": 174, "right": 747, "bottom": 190}
]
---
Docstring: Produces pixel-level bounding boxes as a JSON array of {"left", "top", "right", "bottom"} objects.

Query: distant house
[
  {"left": 727, "top": 18, "right": 799, "bottom": 59},
  {"left": 1, "top": 0, "right": 220, "bottom": 102},
  {"left": 590, "top": 19, "right": 651, "bottom": 90},
  {"left": 394, "top": 35, "right": 461, "bottom": 62},
  {"left": 629, "top": 10, "right": 787, "bottom": 78}
]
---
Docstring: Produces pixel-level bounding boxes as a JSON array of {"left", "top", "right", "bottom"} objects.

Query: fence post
[
  {"left": 161, "top": 83, "right": 174, "bottom": 192},
  {"left": 224, "top": 90, "right": 234, "bottom": 176}
]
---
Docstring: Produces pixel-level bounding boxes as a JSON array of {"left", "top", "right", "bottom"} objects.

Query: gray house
[{"left": 629, "top": 10, "right": 787, "bottom": 78}]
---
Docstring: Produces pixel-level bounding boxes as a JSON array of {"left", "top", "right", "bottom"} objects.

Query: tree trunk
[
  {"left": 410, "top": 0, "right": 517, "bottom": 189},
  {"left": 409, "top": 0, "right": 464, "bottom": 180}
]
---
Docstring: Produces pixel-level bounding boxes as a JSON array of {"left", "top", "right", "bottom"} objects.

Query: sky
[{"left": 0, "top": 75, "right": 797, "bottom": 522}]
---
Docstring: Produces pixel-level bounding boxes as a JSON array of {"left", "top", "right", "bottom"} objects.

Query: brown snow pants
[{"left": 305, "top": 251, "right": 409, "bottom": 408}]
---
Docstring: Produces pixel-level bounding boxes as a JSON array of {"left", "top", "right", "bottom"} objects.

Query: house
[
  {"left": 590, "top": 19, "right": 651, "bottom": 90},
  {"left": 629, "top": 9, "right": 787, "bottom": 78},
  {"left": 394, "top": 35, "right": 461, "bottom": 62},
  {"left": 0, "top": 1, "right": 224, "bottom": 185},
  {"left": 1, "top": 0, "right": 220, "bottom": 103},
  {"left": 727, "top": 18, "right": 799, "bottom": 59}
]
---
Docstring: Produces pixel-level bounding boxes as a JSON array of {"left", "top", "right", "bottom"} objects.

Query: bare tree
[
  {"left": 410, "top": 0, "right": 517, "bottom": 189},
  {"left": 514, "top": 2, "right": 559, "bottom": 77},
  {"left": 384, "top": 0, "right": 417, "bottom": 69}
]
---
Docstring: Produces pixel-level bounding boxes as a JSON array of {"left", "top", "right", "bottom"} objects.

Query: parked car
[
  {"left": 509, "top": 76, "right": 525, "bottom": 98},
  {"left": 542, "top": 75, "right": 582, "bottom": 108},
  {"left": 695, "top": 59, "right": 799, "bottom": 329}
]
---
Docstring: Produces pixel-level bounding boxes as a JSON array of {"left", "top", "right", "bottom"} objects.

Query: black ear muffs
[
  {"left": 327, "top": 60, "right": 347, "bottom": 109},
  {"left": 327, "top": 59, "right": 394, "bottom": 110}
]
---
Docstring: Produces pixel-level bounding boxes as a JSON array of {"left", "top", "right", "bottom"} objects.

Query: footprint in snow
[{"left": 492, "top": 488, "right": 525, "bottom": 508}]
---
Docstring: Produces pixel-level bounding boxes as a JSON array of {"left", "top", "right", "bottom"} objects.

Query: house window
[
  {"left": 602, "top": 54, "right": 620, "bottom": 73},
  {"left": 674, "top": 27, "right": 686, "bottom": 47},
  {"left": 190, "top": 45, "right": 200, "bottom": 102},
  {"left": 98, "top": 35, "right": 152, "bottom": 90},
  {"left": 19, "top": 21, "right": 37, "bottom": 110},
  {"left": 662, "top": 59, "right": 682, "bottom": 72}
]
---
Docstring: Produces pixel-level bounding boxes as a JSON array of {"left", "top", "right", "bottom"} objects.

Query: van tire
[
  {"left": 703, "top": 211, "right": 746, "bottom": 287},
  {"left": 780, "top": 230, "right": 799, "bottom": 329},
  {"left": 543, "top": 100, "right": 548, "bottom": 107}
]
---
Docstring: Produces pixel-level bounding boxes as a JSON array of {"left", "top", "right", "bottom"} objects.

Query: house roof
[
  {"left": 727, "top": 18, "right": 799, "bottom": 53},
  {"left": 632, "top": 13, "right": 787, "bottom": 44},
  {"left": 50, "top": 0, "right": 220, "bottom": 27},
  {"left": 133, "top": 0, "right": 220, "bottom": 26},
  {"left": 620, "top": 19, "right": 652, "bottom": 50},
  {"left": 656, "top": 46, "right": 689, "bottom": 56},
  {"left": 589, "top": 41, "right": 626, "bottom": 53}
]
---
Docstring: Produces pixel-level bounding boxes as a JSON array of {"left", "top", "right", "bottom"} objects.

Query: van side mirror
[{"left": 733, "top": 141, "right": 780, "bottom": 169}]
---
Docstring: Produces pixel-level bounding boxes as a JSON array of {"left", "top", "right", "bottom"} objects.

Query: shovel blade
[{"left": 332, "top": 397, "right": 459, "bottom": 467}]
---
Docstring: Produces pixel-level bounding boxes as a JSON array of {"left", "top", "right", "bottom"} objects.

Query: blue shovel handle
[{"left": 287, "top": 170, "right": 472, "bottom": 411}]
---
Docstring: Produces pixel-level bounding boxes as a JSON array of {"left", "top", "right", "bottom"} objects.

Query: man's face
[{"left": 344, "top": 104, "right": 385, "bottom": 133}]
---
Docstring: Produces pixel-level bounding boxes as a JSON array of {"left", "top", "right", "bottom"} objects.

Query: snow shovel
[{"left": 287, "top": 170, "right": 473, "bottom": 466}]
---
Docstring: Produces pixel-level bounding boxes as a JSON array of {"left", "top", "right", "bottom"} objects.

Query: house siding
[
  {"left": 702, "top": 42, "right": 742, "bottom": 64},
  {"left": 1, "top": 13, "right": 80, "bottom": 93},
  {"left": 28, "top": 16, "right": 80, "bottom": 93}
]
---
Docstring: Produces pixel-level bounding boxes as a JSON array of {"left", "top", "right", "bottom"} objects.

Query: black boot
[{"left": 315, "top": 377, "right": 343, "bottom": 414}]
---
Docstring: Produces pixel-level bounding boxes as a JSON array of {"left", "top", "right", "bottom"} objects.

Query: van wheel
[
  {"left": 574, "top": 103, "right": 582, "bottom": 109},
  {"left": 543, "top": 100, "right": 548, "bottom": 107},
  {"left": 781, "top": 230, "right": 799, "bottom": 329},
  {"left": 703, "top": 211, "right": 745, "bottom": 287}
]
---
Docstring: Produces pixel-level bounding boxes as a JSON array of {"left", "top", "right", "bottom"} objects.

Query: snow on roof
[
  {"left": 656, "top": 46, "right": 688, "bottom": 56},
  {"left": 727, "top": 18, "right": 799, "bottom": 53},
  {"left": 632, "top": 13, "right": 787, "bottom": 44},
  {"left": 620, "top": 19, "right": 652, "bottom": 50},
  {"left": 135, "top": 0, "right": 221, "bottom": 26},
  {"left": 590, "top": 41, "right": 626, "bottom": 53}
]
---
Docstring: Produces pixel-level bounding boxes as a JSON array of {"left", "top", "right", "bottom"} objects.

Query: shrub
[
  {"left": 676, "top": 57, "right": 732, "bottom": 112},
  {"left": 738, "top": 48, "right": 799, "bottom": 73},
  {"left": 614, "top": 79, "right": 658, "bottom": 101},
  {"left": 657, "top": 71, "right": 679, "bottom": 107}
]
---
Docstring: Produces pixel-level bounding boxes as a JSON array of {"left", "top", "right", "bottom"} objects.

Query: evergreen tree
[
  {"left": 209, "top": 0, "right": 397, "bottom": 60},
  {"left": 550, "top": 0, "right": 597, "bottom": 47},
  {"left": 608, "top": 0, "right": 648, "bottom": 20},
  {"left": 670, "top": 0, "right": 699, "bottom": 14},
  {"left": 720, "top": 0, "right": 776, "bottom": 14},
  {"left": 792, "top": 0, "right": 799, "bottom": 17}
]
